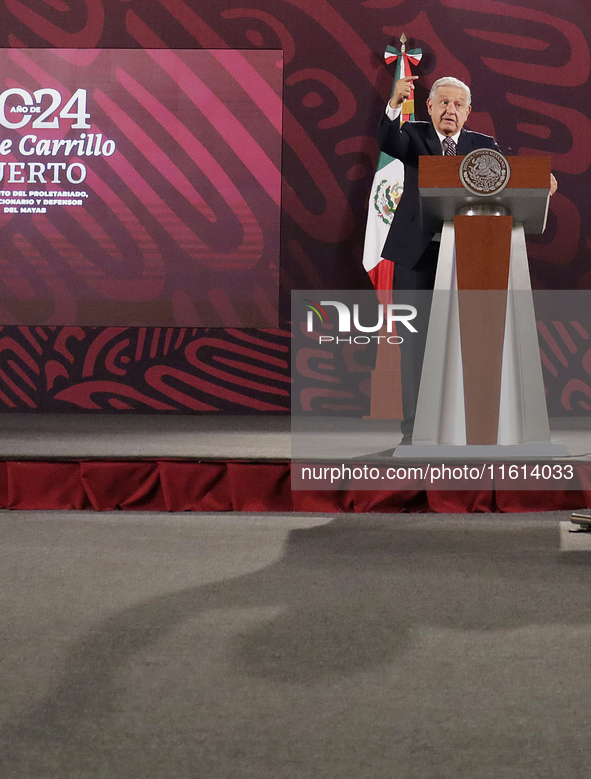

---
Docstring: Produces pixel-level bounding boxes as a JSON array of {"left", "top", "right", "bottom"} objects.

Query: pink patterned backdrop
[{"left": 0, "top": 0, "right": 590, "bottom": 414}]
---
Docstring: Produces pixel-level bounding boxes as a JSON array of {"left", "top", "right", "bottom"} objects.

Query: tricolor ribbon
[{"left": 384, "top": 47, "right": 422, "bottom": 70}]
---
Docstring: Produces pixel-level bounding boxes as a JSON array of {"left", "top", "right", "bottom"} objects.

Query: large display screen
[{"left": 0, "top": 48, "right": 282, "bottom": 326}]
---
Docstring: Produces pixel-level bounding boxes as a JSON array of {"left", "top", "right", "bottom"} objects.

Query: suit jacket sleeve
[{"left": 377, "top": 112, "right": 414, "bottom": 162}]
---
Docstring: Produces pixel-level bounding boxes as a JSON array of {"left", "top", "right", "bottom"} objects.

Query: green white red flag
[{"left": 362, "top": 39, "right": 422, "bottom": 293}]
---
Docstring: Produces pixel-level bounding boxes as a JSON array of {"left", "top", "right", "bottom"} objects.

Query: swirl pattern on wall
[{"left": 0, "top": 325, "right": 290, "bottom": 412}]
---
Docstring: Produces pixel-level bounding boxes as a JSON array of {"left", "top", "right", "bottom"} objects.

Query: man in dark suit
[
  {"left": 377, "top": 76, "right": 501, "bottom": 444},
  {"left": 378, "top": 76, "right": 501, "bottom": 272}
]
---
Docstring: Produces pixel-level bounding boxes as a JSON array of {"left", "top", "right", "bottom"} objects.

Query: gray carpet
[{"left": 1, "top": 510, "right": 590, "bottom": 778}]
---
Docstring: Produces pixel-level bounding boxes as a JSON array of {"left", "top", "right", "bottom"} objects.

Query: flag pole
[{"left": 362, "top": 35, "right": 422, "bottom": 419}]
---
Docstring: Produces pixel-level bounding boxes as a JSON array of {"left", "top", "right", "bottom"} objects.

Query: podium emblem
[{"left": 459, "top": 149, "right": 510, "bottom": 196}]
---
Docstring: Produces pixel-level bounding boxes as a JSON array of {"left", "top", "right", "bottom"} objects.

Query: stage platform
[
  {"left": 1, "top": 413, "right": 590, "bottom": 460},
  {"left": 0, "top": 414, "right": 589, "bottom": 513}
]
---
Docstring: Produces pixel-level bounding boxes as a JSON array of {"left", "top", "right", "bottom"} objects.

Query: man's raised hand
[{"left": 390, "top": 76, "right": 419, "bottom": 108}]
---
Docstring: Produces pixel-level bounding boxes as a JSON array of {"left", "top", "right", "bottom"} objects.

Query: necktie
[{"left": 442, "top": 137, "right": 456, "bottom": 156}]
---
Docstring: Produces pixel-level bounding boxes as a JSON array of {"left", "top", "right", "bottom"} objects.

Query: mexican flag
[{"left": 363, "top": 42, "right": 422, "bottom": 293}]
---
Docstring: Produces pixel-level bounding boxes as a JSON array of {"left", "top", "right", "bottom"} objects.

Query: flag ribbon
[{"left": 384, "top": 48, "right": 422, "bottom": 69}]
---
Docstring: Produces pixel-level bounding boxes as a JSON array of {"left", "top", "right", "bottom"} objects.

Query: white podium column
[{"left": 395, "top": 222, "right": 567, "bottom": 458}]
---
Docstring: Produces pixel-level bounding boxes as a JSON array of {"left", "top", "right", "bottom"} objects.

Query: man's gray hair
[{"left": 429, "top": 77, "right": 471, "bottom": 105}]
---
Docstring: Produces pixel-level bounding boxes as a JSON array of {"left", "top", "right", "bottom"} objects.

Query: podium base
[{"left": 391, "top": 442, "right": 570, "bottom": 460}]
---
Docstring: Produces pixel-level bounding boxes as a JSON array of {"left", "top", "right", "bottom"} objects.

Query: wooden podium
[{"left": 392, "top": 154, "right": 568, "bottom": 458}]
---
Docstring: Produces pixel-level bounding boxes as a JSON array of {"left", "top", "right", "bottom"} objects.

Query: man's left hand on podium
[{"left": 550, "top": 173, "right": 558, "bottom": 195}]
